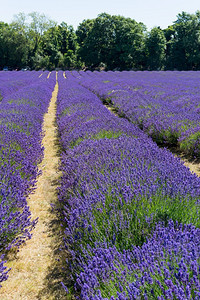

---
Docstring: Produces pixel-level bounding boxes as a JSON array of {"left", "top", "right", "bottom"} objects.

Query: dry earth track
[{"left": 169, "top": 147, "right": 200, "bottom": 177}]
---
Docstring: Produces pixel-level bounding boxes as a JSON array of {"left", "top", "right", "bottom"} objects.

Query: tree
[
  {"left": 168, "top": 11, "right": 200, "bottom": 70},
  {"left": 40, "top": 22, "right": 79, "bottom": 69},
  {"left": 77, "top": 13, "right": 115, "bottom": 68},
  {"left": 11, "top": 12, "right": 56, "bottom": 68},
  {"left": 0, "top": 22, "right": 9, "bottom": 68},
  {"left": 76, "top": 13, "right": 146, "bottom": 70},
  {"left": 145, "top": 27, "right": 166, "bottom": 70},
  {"left": 28, "top": 12, "right": 56, "bottom": 53},
  {"left": 0, "top": 22, "right": 28, "bottom": 69},
  {"left": 4, "top": 10, "right": 200, "bottom": 71},
  {"left": 110, "top": 16, "right": 146, "bottom": 70},
  {"left": 163, "top": 25, "right": 175, "bottom": 70}
]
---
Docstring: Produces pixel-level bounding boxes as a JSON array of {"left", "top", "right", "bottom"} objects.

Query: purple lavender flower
[{"left": 56, "top": 71, "right": 200, "bottom": 299}]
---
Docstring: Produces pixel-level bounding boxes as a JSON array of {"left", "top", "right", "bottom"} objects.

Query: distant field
[{"left": 77, "top": 70, "right": 200, "bottom": 156}]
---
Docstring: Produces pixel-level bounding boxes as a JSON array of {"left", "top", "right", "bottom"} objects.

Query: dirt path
[
  {"left": 0, "top": 75, "right": 66, "bottom": 299},
  {"left": 182, "top": 159, "right": 200, "bottom": 176},
  {"left": 169, "top": 147, "right": 200, "bottom": 177}
]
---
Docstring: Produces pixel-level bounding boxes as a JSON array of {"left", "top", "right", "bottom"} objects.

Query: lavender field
[
  {"left": 77, "top": 71, "right": 200, "bottom": 156},
  {"left": 1, "top": 71, "right": 200, "bottom": 299}
]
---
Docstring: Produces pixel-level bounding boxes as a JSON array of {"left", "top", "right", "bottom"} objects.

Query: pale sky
[{"left": 1, "top": 0, "right": 200, "bottom": 30}]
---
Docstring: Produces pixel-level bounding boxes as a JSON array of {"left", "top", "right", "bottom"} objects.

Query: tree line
[{"left": 1, "top": 11, "right": 200, "bottom": 71}]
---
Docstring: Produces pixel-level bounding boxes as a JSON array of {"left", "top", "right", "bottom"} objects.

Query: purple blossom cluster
[
  {"left": 57, "top": 71, "right": 146, "bottom": 151},
  {"left": 57, "top": 72, "right": 200, "bottom": 299},
  {"left": 76, "top": 221, "right": 200, "bottom": 299},
  {"left": 0, "top": 71, "right": 56, "bottom": 285},
  {"left": 0, "top": 71, "right": 43, "bottom": 100},
  {"left": 76, "top": 71, "right": 200, "bottom": 156}
]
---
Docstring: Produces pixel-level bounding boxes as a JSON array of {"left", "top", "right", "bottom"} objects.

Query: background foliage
[{"left": 1, "top": 11, "right": 200, "bottom": 70}]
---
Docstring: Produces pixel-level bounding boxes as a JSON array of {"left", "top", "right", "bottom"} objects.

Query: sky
[{"left": 1, "top": 0, "right": 200, "bottom": 30}]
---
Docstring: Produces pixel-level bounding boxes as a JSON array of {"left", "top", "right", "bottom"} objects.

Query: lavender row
[
  {"left": 57, "top": 72, "right": 147, "bottom": 150},
  {"left": 0, "top": 72, "right": 56, "bottom": 286},
  {"left": 76, "top": 71, "right": 200, "bottom": 156},
  {"left": 57, "top": 72, "right": 200, "bottom": 299},
  {"left": 0, "top": 71, "right": 44, "bottom": 101}
]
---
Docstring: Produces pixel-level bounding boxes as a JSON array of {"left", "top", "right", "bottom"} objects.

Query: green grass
[
  {"left": 61, "top": 104, "right": 87, "bottom": 116},
  {"left": 0, "top": 120, "right": 32, "bottom": 135},
  {"left": 70, "top": 177, "right": 200, "bottom": 254},
  {"left": 70, "top": 130, "right": 123, "bottom": 148},
  {"left": 95, "top": 247, "right": 200, "bottom": 299},
  {"left": 8, "top": 98, "right": 35, "bottom": 106},
  {"left": 67, "top": 170, "right": 200, "bottom": 297},
  {"left": 179, "top": 131, "right": 200, "bottom": 155},
  {"left": 86, "top": 116, "right": 96, "bottom": 121}
]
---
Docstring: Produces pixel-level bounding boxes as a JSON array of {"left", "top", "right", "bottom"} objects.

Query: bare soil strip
[
  {"left": 0, "top": 76, "right": 66, "bottom": 299},
  {"left": 182, "top": 158, "right": 200, "bottom": 177},
  {"left": 168, "top": 147, "right": 200, "bottom": 177}
]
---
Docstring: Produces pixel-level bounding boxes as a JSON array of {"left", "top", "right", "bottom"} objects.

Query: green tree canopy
[
  {"left": 2, "top": 10, "right": 200, "bottom": 71},
  {"left": 77, "top": 13, "right": 146, "bottom": 70},
  {"left": 39, "top": 22, "right": 79, "bottom": 70},
  {"left": 166, "top": 11, "right": 200, "bottom": 70},
  {"left": 0, "top": 21, "right": 28, "bottom": 69},
  {"left": 145, "top": 27, "right": 166, "bottom": 70}
]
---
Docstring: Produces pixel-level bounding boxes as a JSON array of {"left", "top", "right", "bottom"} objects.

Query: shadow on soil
[
  {"left": 37, "top": 120, "right": 75, "bottom": 300},
  {"left": 163, "top": 145, "right": 200, "bottom": 176},
  {"left": 36, "top": 204, "right": 74, "bottom": 300}
]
